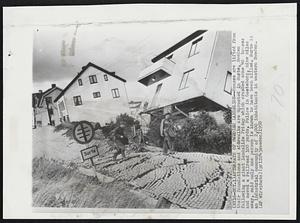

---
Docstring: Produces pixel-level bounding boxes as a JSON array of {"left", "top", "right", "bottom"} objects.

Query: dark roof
[
  {"left": 151, "top": 30, "right": 207, "bottom": 63},
  {"left": 54, "top": 62, "right": 126, "bottom": 103},
  {"left": 32, "top": 85, "right": 63, "bottom": 107}
]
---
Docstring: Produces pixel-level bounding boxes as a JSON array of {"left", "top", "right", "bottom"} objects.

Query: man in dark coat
[{"left": 112, "top": 121, "right": 128, "bottom": 161}]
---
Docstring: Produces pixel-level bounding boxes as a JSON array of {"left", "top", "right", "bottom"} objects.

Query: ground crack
[
  {"left": 221, "top": 184, "right": 229, "bottom": 209},
  {"left": 102, "top": 155, "right": 141, "bottom": 168}
]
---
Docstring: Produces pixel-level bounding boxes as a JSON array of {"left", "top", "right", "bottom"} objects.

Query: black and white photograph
[
  {"left": 3, "top": 3, "right": 296, "bottom": 219},
  {"left": 32, "top": 24, "right": 232, "bottom": 209}
]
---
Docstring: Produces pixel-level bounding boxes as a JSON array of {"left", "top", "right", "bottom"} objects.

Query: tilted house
[
  {"left": 32, "top": 84, "right": 63, "bottom": 127},
  {"left": 138, "top": 30, "right": 232, "bottom": 121},
  {"left": 54, "top": 62, "right": 130, "bottom": 125}
]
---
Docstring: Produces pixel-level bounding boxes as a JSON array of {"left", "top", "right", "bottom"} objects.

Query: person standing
[
  {"left": 112, "top": 121, "right": 128, "bottom": 161},
  {"left": 160, "top": 113, "right": 175, "bottom": 155},
  {"left": 136, "top": 125, "right": 146, "bottom": 152}
]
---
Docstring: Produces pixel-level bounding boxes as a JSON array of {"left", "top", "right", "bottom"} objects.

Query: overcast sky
[{"left": 33, "top": 21, "right": 205, "bottom": 101}]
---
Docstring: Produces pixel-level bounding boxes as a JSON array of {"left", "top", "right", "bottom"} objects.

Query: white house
[
  {"left": 137, "top": 30, "right": 232, "bottom": 121},
  {"left": 54, "top": 62, "right": 130, "bottom": 126},
  {"left": 32, "top": 84, "right": 63, "bottom": 128}
]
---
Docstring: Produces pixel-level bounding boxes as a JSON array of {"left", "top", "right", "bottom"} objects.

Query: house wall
[
  {"left": 204, "top": 31, "right": 232, "bottom": 108},
  {"left": 61, "top": 66, "right": 130, "bottom": 125},
  {"left": 142, "top": 31, "right": 219, "bottom": 110},
  {"left": 140, "top": 31, "right": 232, "bottom": 112}
]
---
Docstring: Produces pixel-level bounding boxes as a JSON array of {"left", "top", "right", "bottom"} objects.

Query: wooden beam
[{"left": 174, "top": 105, "right": 189, "bottom": 118}]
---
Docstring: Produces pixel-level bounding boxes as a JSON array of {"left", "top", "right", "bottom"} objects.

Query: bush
[
  {"left": 54, "top": 122, "right": 79, "bottom": 140},
  {"left": 102, "top": 121, "right": 117, "bottom": 138},
  {"left": 102, "top": 113, "right": 139, "bottom": 140},
  {"left": 173, "top": 112, "right": 231, "bottom": 154},
  {"left": 205, "top": 124, "right": 231, "bottom": 154},
  {"left": 223, "top": 107, "right": 232, "bottom": 124},
  {"left": 116, "top": 113, "right": 136, "bottom": 126},
  {"left": 145, "top": 115, "right": 163, "bottom": 147},
  {"left": 53, "top": 123, "right": 69, "bottom": 132}
]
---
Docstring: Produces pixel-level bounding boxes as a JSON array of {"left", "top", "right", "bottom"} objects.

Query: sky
[{"left": 33, "top": 21, "right": 205, "bottom": 101}]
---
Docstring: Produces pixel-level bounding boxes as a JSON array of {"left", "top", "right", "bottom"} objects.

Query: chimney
[
  {"left": 52, "top": 84, "right": 56, "bottom": 88},
  {"left": 38, "top": 90, "right": 43, "bottom": 94}
]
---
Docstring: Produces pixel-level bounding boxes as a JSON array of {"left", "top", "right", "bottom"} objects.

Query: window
[
  {"left": 111, "top": 88, "right": 120, "bottom": 98},
  {"left": 73, "top": 95, "right": 82, "bottom": 106},
  {"left": 179, "top": 69, "right": 194, "bottom": 90},
  {"left": 78, "top": 78, "right": 83, "bottom": 86},
  {"left": 89, "top": 75, "right": 98, "bottom": 84},
  {"left": 188, "top": 36, "right": 203, "bottom": 57},
  {"left": 224, "top": 71, "right": 232, "bottom": 94},
  {"left": 93, "top": 91, "right": 101, "bottom": 98},
  {"left": 104, "top": 74, "right": 108, "bottom": 81}
]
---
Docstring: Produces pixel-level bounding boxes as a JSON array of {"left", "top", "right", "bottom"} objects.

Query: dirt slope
[{"left": 32, "top": 126, "right": 156, "bottom": 208}]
